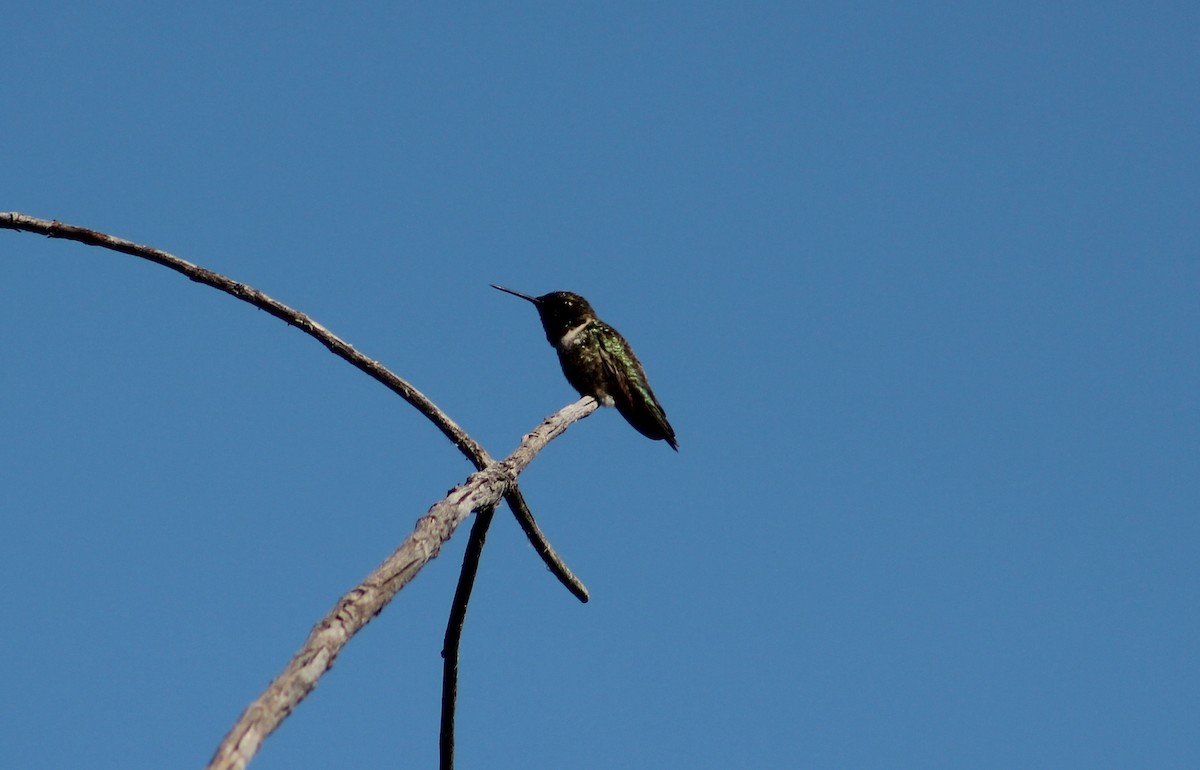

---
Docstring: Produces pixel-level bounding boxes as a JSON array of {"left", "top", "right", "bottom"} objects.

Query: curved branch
[
  {"left": 1, "top": 211, "right": 588, "bottom": 601},
  {"left": 206, "top": 397, "right": 598, "bottom": 770},
  {"left": 1, "top": 212, "right": 478, "bottom": 455}
]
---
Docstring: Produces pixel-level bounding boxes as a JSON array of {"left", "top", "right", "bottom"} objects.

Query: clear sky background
[{"left": 2, "top": 3, "right": 1197, "bottom": 769}]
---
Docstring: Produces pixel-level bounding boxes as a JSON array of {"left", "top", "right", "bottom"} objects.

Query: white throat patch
[{"left": 558, "top": 320, "right": 589, "bottom": 348}]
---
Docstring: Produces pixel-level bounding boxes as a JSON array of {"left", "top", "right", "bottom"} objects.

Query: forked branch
[
  {"left": 206, "top": 398, "right": 597, "bottom": 770},
  {"left": 2, "top": 211, "right": 598, "bottom": 767},
  {"left": 0, "top": 211, "right": 588, "bottom": 600}
]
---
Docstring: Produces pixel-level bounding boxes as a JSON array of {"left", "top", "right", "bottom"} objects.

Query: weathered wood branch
[{"left": 205, "top": 397, "right": 597, "bottom": 770}]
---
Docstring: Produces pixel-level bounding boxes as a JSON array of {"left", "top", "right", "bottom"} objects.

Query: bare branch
[
  {"left": 1, "top": 211, "right": 589, "bottom": 600},
  {"left": 1, "top": 212, "right": 478, "bottom": 455},
  {"left": 206, "top": 397, "right": 598, "bottom": 770},
  {"left": 440, "top": 505, "right": 497, "bottom": 770},
  {"left": 504, "top": 488, "right": 589, "bottom": 602},
  {"left": 3, "top": 211, "right": 598, "bottom": 765}
]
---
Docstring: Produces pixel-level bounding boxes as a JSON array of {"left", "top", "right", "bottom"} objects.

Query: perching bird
[{"left": 492, "top": 285, "right": 677, "bottom": 451}]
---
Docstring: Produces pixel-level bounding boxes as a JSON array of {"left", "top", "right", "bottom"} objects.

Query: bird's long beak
[{"left": 491, "top": 284, "right": 541, "bottom": 305}]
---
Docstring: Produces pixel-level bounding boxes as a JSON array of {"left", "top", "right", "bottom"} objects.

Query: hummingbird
[{"left": 492, "top": 285, "right": 678, "bottom": 451}]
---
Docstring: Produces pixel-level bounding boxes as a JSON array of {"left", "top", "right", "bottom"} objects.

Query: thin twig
[
  {"left": 204, "top": 398, "right": 597, "bottom": 770},
  {"left": 506, "top": 489, "right": 588, "bottom": 602},
  {"left": 440, "top": 504, "right": 497, "bottom": 770},
  {"left": 1, "top": 211, "right": 588, "bottom": 601}
]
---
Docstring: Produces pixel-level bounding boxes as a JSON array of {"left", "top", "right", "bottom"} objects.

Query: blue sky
[{"left": 2, "top": 3, "right": 1197, "bottom": 768}]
